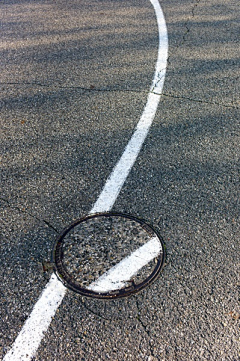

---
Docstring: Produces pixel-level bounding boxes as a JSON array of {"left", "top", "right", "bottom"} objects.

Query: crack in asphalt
[
  {"left": 182, "top": 0, "right": 202, "bottom": 46},
  {"left": 0, "top": 81, "right": 238, "bottom": 109},
  {"left": 0, "top": 81, "right": 141, "bottom": 94},
  {"left": 0, "top": 196, "right": 59, "bottom": 233},
  {"left": 160, "top": 91, "right": 239, "bottom": 109},
  {"left": 166, "top": 0, "right": 201, "bottom": 71},
  {"left": 79, "top": 299, "right": 111, "bottom": 321},
  {"left": 135, "top": 298, "right": 157, "bottom": 359},
  {"left": 191, "top": 0, "right": 201, "bottom": 17}
]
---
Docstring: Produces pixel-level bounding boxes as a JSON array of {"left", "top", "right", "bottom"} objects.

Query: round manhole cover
[{"left": 52, "top": 212, "right": 165, "bottom": 299}]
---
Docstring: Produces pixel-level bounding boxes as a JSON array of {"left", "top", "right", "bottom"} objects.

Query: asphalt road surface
[{"left": 0, "top": 0, "right": 239, "bottom": 360}]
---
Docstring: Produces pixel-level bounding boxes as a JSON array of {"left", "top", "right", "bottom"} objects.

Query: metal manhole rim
[{"left": 51, "top": 211, "right": 165, "bottom": 299}]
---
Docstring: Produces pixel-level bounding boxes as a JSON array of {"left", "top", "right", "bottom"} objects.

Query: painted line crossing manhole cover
[{"left": 52, "top": 212, "right": 165, "bottom": 299}]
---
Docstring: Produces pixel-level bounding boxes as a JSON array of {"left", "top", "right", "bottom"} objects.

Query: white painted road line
[
  {"left": 90, "top": 0, "right": 168, "bottom": 214},
  {"left": 90, "top": 92, "right": 164, "bottom": 214},
  {"left": 3, "top": 274, "right": 66, "bottom": 361},
  {"left": 4, "top": 1, "right": 168, "bottom": 360},
  {"left": 87, "top": 236, "right": 162, "bottom": 293}
]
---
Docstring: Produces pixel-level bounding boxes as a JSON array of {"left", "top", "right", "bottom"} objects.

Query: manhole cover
[{"left": 52, "top": 212, "right": 165, "bottom": 299}]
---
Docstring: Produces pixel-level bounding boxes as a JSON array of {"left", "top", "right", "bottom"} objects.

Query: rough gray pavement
[{"left": 0, "top": 0, "right": 239, "bottom": 360}]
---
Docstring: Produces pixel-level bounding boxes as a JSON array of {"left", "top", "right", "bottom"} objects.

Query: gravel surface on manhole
[{"left": 52, "top": 213, "right": 164, "bottom": 298}]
